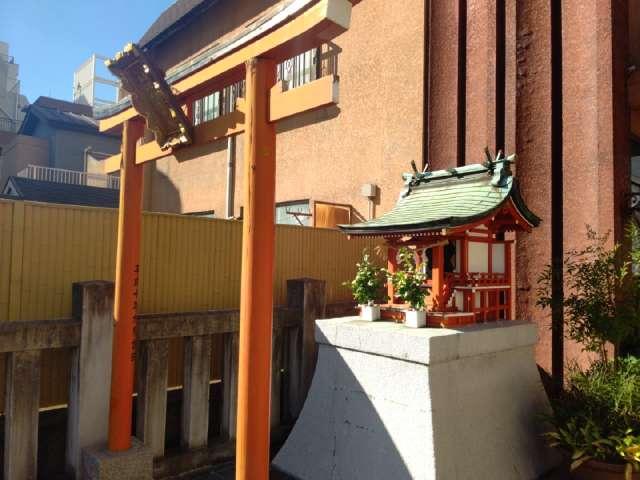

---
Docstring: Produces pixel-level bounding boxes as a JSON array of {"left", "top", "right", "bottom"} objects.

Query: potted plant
[
  {"left": 389, "top": 247, "right": 428, "bottom": 328},
  {"left": 346, "top": 250, "right": 385, "bottom": 321},
  {"left": 538, "top": 225, "right": 640, "bottom": 479},
  {"left": 544, "top": 359, "right": 640, "bottom": 480}
]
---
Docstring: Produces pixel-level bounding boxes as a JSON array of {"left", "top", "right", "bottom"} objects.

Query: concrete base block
[
  {"left": 273, "top": 318, "right": 560, "bottom": 480},
  {"left": 82, "top": 438, "right": 153, "bottom": 480}
]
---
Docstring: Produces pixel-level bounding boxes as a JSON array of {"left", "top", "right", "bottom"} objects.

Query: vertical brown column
[
  {"left": 428, "top": 0, "right": 466, "bottom": 169},
  {"left": 514, "top": 0, "right": 554, "bottom": 372},
  {"left": 235, "top": 57, "right": 277, "bottom": 480},
  {"left": 562, "top": 0, "right": 629, "bottom": 245},
  {"left": 561, "top": 0, "right": 629, "bottom": 364},
  {"left": 465, "top": 0, "right": 497, "bottom": 162},
  {"left": 562, "top": 0, "right": 629, "bottom": 244},
  {"left": 504, "top": 0, "right": 517, "bottom": 154},
  {"left": 109, "top": 118, "right": 145, "bottom": 451}
]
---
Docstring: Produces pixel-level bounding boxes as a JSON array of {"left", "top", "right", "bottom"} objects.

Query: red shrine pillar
[
  {"left": 109, "top": 118, "right": 145, "bottom": 451},
  {"left": 505, "top": 241, "right": 513, "bottom": 319},
  {"left": 387, "top": 246, "right": 397, "bottom": 304},
  {"left": 431, "top": 245, "right": 445, "bottom": 310},
  {"left": 235, "top": 57, "right": 277, "bottom": 480},
  {"left": 460, "top": 238, "right": 469, "bottom": 279}
]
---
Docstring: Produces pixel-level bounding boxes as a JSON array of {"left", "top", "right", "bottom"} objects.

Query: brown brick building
[{"left": 98, "top": 0, "right": 640, "bottom": 372}]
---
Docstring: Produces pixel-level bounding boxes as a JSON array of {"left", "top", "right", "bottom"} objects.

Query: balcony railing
[
  {"left": 17, "top": 165, "right": 120, "bottom": 190},
  {"left": 0, "top": 117, "right": 17, "bottom": 133}
]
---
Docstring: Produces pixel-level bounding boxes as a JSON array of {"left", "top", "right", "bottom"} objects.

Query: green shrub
[
  {"left": 546, "top": 357, "right": 640, "bottom": 478},
  {"left": 537, "top": 224, "right": 640, "bottom": 361},
  {"left": 345, "top": 250, "right": 385, "bottom": 305},
  {"left": 388, "top": 247, "right": 428, "bottom": 310}
]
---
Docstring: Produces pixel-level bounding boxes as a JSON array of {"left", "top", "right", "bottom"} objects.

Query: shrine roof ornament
[
  {"left": 339, "top": 152, "right": 540, "bottom": 237},
  {"left": 106, "top": 43, "right": 193, "bottom": 150}
]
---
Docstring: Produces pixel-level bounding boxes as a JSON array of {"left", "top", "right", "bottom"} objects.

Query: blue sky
[{"left": 1, "top": 0, "right": 175, "bottom": 103}]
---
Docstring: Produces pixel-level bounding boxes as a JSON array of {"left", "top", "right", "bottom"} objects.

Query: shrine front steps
[{"left": 272, "top": 317, "right": 560, "bottom": 480}]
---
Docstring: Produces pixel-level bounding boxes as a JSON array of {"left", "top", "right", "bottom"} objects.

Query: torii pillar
[{"left": 235, "top": 57, "right": 277, "bottom": 480}]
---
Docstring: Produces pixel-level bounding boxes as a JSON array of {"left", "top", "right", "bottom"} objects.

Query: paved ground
[
  {"left": 186, "top": 462, "right": 569, "bottom": 479},
  {"left": 186, "top": 462, "right": 293, "bottom": 480},
  {"left": 541, "top": 465, "right": 570, "bottom": 480}
]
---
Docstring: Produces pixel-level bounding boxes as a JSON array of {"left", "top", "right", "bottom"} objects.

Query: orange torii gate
[{"left": 98, "top": 1, "right": 353, "bottom": 479}]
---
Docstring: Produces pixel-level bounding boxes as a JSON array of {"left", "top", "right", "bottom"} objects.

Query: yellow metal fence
[
  {"left": 0, "top": 199, "right": 380, "bottom": 407},
  {"left": 0, "top": 199, "right": 379, "bottom": 321}
]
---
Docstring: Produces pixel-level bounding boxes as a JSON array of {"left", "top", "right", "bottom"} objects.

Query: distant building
[
  {"left": 0, "top": 96, "right": 121, "bottom": 188},
  {"left": 0, "top": 41, "right": 29, "bottom": 138},
  {"left": 73, "top": 54, "right": 121, "bottom": 107},
  {"left": 0, "top": 97, "right": 120, "bottom": 200},
  {"left": 2, "top": 175, "right": 119, "bottom": 208}
]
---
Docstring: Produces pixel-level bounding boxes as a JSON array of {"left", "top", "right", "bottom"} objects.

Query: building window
[
  {"left": 275, "top": 200, "right": 311, "bottom": 226},
  {"left": 193, "top": 80, "right": 245, "bottom": 126},
  {"left": 277, "top": 48, "right": 319, "bottom": 91},
  {"left": 191, "top": 44, "right": 339, "bottom": 125}
]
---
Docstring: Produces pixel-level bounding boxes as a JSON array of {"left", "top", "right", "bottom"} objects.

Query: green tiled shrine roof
[{"left": 340, "top": 156, "right": 540, "bottom": 236}]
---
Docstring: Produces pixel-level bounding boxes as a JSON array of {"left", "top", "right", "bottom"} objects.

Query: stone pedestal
[
  {"left": 67, "top": 281, "right": 115, "bottom": 478},
  {"left": 82, "top": 438, "right": 153, "bottom": 480},
  {"left": 273, "top": 318, "right": 559, "bottom": 480}
]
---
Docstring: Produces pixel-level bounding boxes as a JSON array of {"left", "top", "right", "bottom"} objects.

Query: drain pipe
[{"left": 226, "top": 135, "right": 236, "bottom": 218}]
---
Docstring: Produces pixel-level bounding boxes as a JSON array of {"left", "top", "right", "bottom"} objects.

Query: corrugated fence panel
[
  {"left": 0, "top": 199, "right": 380, "bottom": 405},
  {"left": 11, "top": 202, "right": 118, "bottom": 321},
  {"left": 0, "top": 200, "right": 14, "bottom": 321}
]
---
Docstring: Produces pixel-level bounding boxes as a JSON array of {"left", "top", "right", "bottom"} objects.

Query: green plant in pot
[
  {"left": 346, "top": 250, "right": 385, "bottom": 321},
  {"left": 389, "top": 247, "right": 429, "bottom": 328},
  {"left": 537, "top": 224, "right": 640, "bottom": 479}
]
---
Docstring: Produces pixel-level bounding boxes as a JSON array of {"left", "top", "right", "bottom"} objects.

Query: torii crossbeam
[{"left": 99, "top": 1, "right": 352, "bottom": 479}]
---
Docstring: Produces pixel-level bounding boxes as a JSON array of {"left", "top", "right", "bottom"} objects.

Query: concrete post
[
  {"left": 82, "top": 437, "right": 152, "bottom": 480},
  {"left": 67, "top": 281, "right": 115, "bottom": 478},
  {"left": 181, "top": 335, "right": 212, "bottom": 449},
  {"left": 4, "top": 349, "right": 41, "bottom": 480},
  {"left": 221, "top": 332, "right": 239, "bottom": 439},
  {"left": 284, "top": 324, "right": 302, "bottom": 423},
  {"left": 271, "top": 327, "right": 283, "bottom": 428},
  {"left": 135, "top": 338, "right": 169, "bottom": 458},
  {"left": 286, "top": 278, "right": 326, "bottom": 417}
]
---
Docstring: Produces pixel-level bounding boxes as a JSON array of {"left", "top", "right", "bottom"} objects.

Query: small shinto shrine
[{"left": 340, "top": 153, "right": 540, "bottom": 327}]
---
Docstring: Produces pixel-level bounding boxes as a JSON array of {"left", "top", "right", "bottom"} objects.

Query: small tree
[
  {"left": 346, "top": 250, "right": 385, "bottom": 305},
  {"left": 389, "top": 247, "right": 429, "bottom": 310},
  {"left": 537, "top": 224, "right": 640, "bottom": 362}
]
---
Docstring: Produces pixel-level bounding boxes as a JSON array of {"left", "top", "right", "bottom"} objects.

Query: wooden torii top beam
[{"left": 98, "top": 0, "right": 350, "bottom": 173}]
